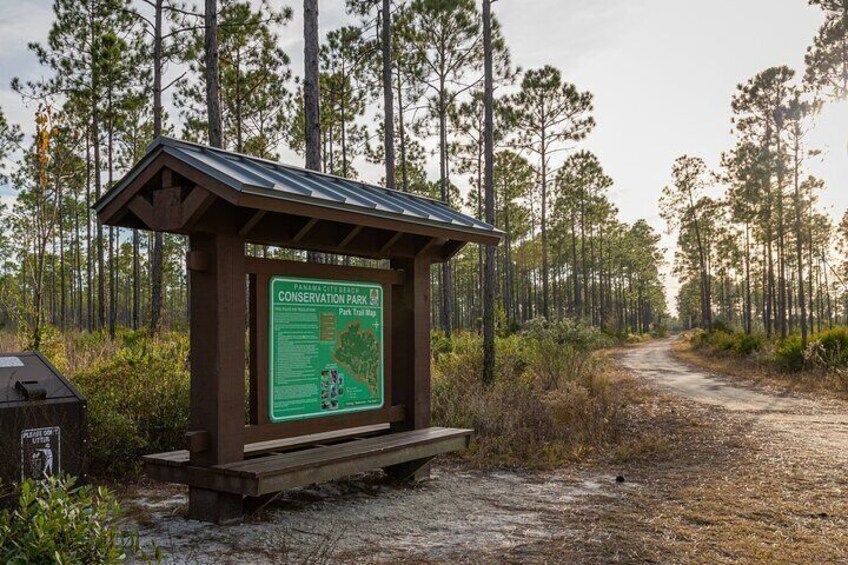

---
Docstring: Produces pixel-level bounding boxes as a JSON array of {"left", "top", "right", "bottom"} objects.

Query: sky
[{"left": 0, "top": 0, "right": 846, "bottom": 314}]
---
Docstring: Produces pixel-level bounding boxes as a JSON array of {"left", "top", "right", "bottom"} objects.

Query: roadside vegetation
[
  {"left": 679, "top": 323, "right": 848, "bottom": 395},
  {"left": 432, "top": 319, "right": 672, "bottom": 467}
]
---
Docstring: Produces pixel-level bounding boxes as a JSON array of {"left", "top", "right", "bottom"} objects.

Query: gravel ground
[
  {"left": 130, "top": 466, "right": 632, "bottom": 564},
  {"left": 127, "top": 337, "right": 848, "bottom": 564}
]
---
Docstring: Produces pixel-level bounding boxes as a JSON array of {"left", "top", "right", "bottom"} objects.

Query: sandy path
[
  {"left": 619, "top": 337, "right": 848, "bottom": 447},
  {"left": 620, "top": 337, "right": 848, "bottom": 468},
  {"left": 132, "top": 465, "right": 623, "bottom": 564},
  {"left": 618, "top": 337, "right": 806, "bottom": 412}
]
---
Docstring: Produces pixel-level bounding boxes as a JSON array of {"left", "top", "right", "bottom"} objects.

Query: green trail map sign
[{"left": 268, "top": 277, "right": 384, "bottom": 422}]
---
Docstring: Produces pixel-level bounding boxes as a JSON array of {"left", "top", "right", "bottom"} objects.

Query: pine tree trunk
[
  {"left": 205, "top": 0, "right": 222, "bottom": 148},
  {"left": 540, "top": 132, "right": 549, "bottom": 320},
  {"left": 793, "top": 134, "right": 807, "bottom": 346},
  {"left": 149, "top": 0, "right": 165, "bottom": 334},
  {"left": 108, "top": 91, "right": 116, "bottom": 339},
  {"left": 381, "top": 0, "right": 395, "bottom": 189},
  {"left": 482, "top": 0, "right": 495, "bottom": 385},
  {"left": 304, "top": 0, "right": 321, "bottom": 263},
  {"left": 438, "top": 83, "right": 452, "bottom": 336}
]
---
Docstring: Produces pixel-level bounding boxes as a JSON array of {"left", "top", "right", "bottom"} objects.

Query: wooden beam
[
  {"left": 127, "top": 196, "right": 156, "bottom": 228},
  {"left": 187, "top": 250, "right": 209, "bottom": 272},
  {"left": 378, "top": 232, "right": 405, "bottom": 257},
  {"left": 188, "top": 232, "right": 246, "bottom": 523},
  {"left": 162, "top": 167, "right": 174, "bottom": 188},
  {"left": 237, "top": 191, "right": 503, "bottom": 247},
  {"left": 415, "top": 236, "right": 445, "bottom": 257},
  {"left": 182, "top": 185, "right": 216, "bottom": 229},
  {"left": 440, "top": 239, "right": 466, "bottom": 261},
  {"left": 153, "top": 186, "right": 183, "bottom": 231},
  {"left": 244, "top": 218, "right": 419, "bottom": 260},
  {"left": 185, "top": 430, "right": 211, "bottom": 453},
  {"left": 239, "top": 210, "right": 266, "bottom": 236},
  {"left": 338, "top": 225, "right": 363, "bottom": 249},
  {"left": 292, "top": 217, "right": 319, "bottom": 243},
  {"left": 243, "top": 405, "right": 406, "bottom": 444},
  {"left": 390, "top": 252, "right": 432, "bottom": 480}
]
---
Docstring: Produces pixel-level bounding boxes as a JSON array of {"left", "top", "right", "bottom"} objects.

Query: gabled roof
[{"left": 94, "top": 136, "right": 502, "bottom": 245}]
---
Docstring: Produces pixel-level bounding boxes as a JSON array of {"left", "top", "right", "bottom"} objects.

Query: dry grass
[
  {"left": 431, "top": 332, "right": 677, "bottom": 469},
  {"left": 561, "top": 404, "right": 848, "bottom": 564}
]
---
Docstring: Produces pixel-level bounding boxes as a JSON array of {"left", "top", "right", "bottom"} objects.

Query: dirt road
[
  {"left": 601, "top": 337, "right": 848, "bottom": 563},
  {"left": 619, "top": 337, "right": 805, "bottom": 412},
  {"left": 131, "top": 338, "right": 848, "bottom": 563},
  {"left": 619, "top": 337, "right": 848, "bottom": 454}
]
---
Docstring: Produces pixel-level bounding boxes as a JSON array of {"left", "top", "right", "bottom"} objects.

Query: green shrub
[
  {"left": 692, "top": 327, "right": 763, "bottom": 357},
  {"left": 72, "top": 332, "right": 190, "bottom": 478},
  {"left": 522, "top": 319, "right": 603, "bottom": 391},
  {"left": 651, "top": 323, "right": 669, "bottom": 338},
  {"left": 0, "top": 476, "right": 152, "bottom": 564},
  {"left": 731, "top": 332, "right": 763, "bottom": 355},
  {"left": 710, "top": 330, "right": 736, "bottom": 351},
  {"left": 690, "top": 329, "right": 710, "bottom": 347},
  {"left": 775, "top": 335, "right": 806, "bottom": 372},
  {"left": 804, "top": 326, "right": 848, "bottom": 369},
  {"left": 711, "top": 319, "right": 734, "bottom": 335}
]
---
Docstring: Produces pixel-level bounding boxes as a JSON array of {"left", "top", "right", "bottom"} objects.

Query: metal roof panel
[{"left": 95, "top": 136, "right": 503, "bottom": 242}]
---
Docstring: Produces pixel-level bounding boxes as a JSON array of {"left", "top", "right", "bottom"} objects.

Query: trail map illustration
[{"left": 268, "top": 277, "right": 384, "bottom": 422}]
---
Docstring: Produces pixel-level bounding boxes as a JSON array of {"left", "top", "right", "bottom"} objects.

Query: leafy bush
[
  {"left": 711, "top": 319, "right": 734, "bottom": 335},
  {"left": 690, "top": 329, "right": 710, "bottom": 347},
  {"left": 72, "top": 331, "right": 190, "bottom": 478},
  {"left": 692, "top": 327, "right": 763, "bottom": 357},
  {"left": 776, "top": 335, "right": 805, "bottom": 372},
  {"left": 731, "top": 332, "right": 763, "bottom": 355},
  {"left": 521, "top": 318, "right": 606, "bottom": 391},
  {"left": 0, "top": 476, "right": 151, "bottom": 564},
  {"left": 651, "top": 323, "right": 669, "bottom": 338},
  {"left": 710, "top": 330, "right": 736, "bottom": 351}
]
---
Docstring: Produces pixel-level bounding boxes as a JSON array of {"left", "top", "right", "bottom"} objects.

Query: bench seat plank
[
  {"left": 143, "top": 423, "right": 391, "bottom": 468},
  {"left": 215, "top": 427, "right": 469, "bottom": 478}
]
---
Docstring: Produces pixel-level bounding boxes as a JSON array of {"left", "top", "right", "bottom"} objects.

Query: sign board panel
[
  {"left": 20, "top": 426, "right": 61, "bottom": 480},
  {"left": 269, "top": 277, "right": 384, "bottom": 422}
]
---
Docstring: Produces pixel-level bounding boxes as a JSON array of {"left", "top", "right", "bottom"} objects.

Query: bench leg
[
  {"left": 383, "top": 457, "right": 432, "bottom": 483},
  {"left": 188, "top": 487, "right": 243, "bottom": 525}
]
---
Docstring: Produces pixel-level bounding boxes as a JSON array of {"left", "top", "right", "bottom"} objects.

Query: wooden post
[
  {"left": 187, "top": 232, "right": 246, "bottom": 523},
  {"left": 387, "top": 251, "right": 432, "bottom": 480}
]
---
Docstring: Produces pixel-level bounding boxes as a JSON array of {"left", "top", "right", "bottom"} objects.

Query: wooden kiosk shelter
[{"left": 94, "top": 137, "right": 502, "bottom": 523}]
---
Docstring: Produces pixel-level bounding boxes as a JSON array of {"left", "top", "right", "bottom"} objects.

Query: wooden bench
[
  {"left": 144, "top": 423, "right": 392, "bottom": 469},
  {"left": 144, "top": 427, "right": 471, "bottom": 498}
]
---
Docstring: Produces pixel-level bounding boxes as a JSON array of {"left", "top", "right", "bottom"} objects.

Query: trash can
[{"left": 0, "top": 352, "right": 86, "bottom": 484}]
